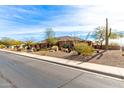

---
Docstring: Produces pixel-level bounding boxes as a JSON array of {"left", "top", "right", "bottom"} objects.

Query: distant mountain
[
  {"left": 41, "top": 36, "right": 83, "bottom": 43},
  {"left": 117, "top": 31, "right": 124, "bottom": 34},
  {"left": 56, "top": 36, "right": 82, "bottom": 41}
]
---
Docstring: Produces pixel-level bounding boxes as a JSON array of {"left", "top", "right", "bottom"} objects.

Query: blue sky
[{"left": 0, "top": 5, "right": 124, "bottom": 41}]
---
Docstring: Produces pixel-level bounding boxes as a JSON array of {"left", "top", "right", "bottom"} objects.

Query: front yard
[
  {"left": 31, "top": 49, "right": 124, "bottom": 68},
  {"left": 89, "top": 50, "right": 124, "bottom": 68}
]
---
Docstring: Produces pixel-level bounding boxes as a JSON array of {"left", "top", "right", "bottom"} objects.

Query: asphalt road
[{"left": 0, "top": 51, "right": 124, "bottom": 88}]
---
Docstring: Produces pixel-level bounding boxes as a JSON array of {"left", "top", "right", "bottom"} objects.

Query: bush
[
  {"left": 63, "top": 44, "right": 69, "bottom": 48},
  {"left": 47, "top": 38, "right": 58, "bottom": 45},
  {"left": 0, "top": 44, "right": 6, "bottom": 49},
  {"left": 74, "top": 43, "right": 94, "bottom": 56}
]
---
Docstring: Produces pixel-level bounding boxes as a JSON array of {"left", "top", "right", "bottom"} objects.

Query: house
[
  {"left": 30, "top": 36, "right": 93, "bottom": 51},
  {"left": 56, "top": 36, "right": 81, "bottom": 48}
]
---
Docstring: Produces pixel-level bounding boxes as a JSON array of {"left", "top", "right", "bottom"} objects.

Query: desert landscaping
[{"left": 0, "top": 19, "right": 124, "bottom": 68}]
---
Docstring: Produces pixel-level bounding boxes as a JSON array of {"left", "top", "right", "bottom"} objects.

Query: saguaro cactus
[{"left": 105, "top": 18, "right": 111, "bottom": 50}]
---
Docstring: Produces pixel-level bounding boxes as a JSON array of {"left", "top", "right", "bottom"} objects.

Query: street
[{"left": 0, "top": 51, "right": 124, "bottom": 88}]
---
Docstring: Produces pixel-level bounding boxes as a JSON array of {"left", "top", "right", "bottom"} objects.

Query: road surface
[{"left": 0, "top": 51, "right": 124, "bottom": 88}]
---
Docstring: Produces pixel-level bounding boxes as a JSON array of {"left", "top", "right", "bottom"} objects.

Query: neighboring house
[
  {"left": 56, "top": 36, "right": 81, "bottom": 48},
  {"left": 57, "top": 36, "right": 92, "bottom": 47},
  {"left": 40, "top": 36, "right": 92, "bottom": 48},
  {"left": 28, "top": 36, "right": 93, "bottom": 51},
  {"left": 57, "top": 36, "right": 81, "bottom": 41},
  {"left": 30, "top": 42, "right": 48, "bottom": 50}
]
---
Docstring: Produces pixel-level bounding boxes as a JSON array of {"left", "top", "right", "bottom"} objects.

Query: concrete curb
[{"left": 0, "top": 49, "right": 124, "bottom": 79}]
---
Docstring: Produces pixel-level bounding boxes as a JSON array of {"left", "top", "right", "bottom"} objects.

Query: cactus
[
  {"left": 108, "top": 28, "right": 111, "bottom": 37},
  {"left": 105, "top": 18, "right": 111, "bottom": 50}
]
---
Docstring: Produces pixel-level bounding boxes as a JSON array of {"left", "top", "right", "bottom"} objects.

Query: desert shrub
[
  {"left": 47, "top": 38, "right": 58, "bottom": 45},
  {"left": 63, "top": 44, "right": 71, "bottom": 48},
  {"left": 74, "top": 43, "right": 94, "bottom": 56},
  {"left": 0, "top": 44, "right": 6, "bottom": 49},
  {"left": 51, "top": 46, "right": 58, "bottom": 51}
]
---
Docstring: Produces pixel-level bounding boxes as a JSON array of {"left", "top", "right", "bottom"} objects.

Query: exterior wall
[
  {"left": 57, "top": 41, "right": 74, "bottom": 49},
  {"left": 39, "top": 43, "right": 48, "bottom": 48},
  {"left": 93, "top": 45, "right": 120, "bottom": 50},
  {"left": 79, "top": 41, "right": 93, "bottom": 46},
  {"left": 30, "top": 40, "right": 93, "bottom": 50},
  {"left": 31, "top": 43, "right": 48, "bottom": 49}
]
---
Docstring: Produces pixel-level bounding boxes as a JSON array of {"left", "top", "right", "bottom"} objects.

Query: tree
[
  {"left": 25, "top": 40, "right": 36, "bottom": 46},
  {"left": 47, "top": 38, "right": 58, "bottom": 45},
  {"left": 45, "top": 28, "right": 55, "bottom": 39},
  {"left": 93, "top": 26, "right": 121, "bottom": 47},
  {"left": 0, "top": 37, "right": 13, "bottom": 47},
  {"left": 12, "top": 40, "right": 23, "bottom": 46},
  {"left": 23, "top": 37, "right": 37, "bottom": 46},
  {"left": 0, "top": 44, "right": 6, "bottom": 49},
  {"left": 94, "top": 18, "right": 124, "bottom": 50},
  {"left": 45, "top": 28, "right": 58, "bottom": 47},
  {"left": 0, "top": 37, "right": 23, "bottom": 48},
  {"left": 93, "top": 26, "right": 106, "bottom": 47}
]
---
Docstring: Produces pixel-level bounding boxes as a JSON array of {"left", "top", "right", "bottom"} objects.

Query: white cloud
[
  {"left": 1, "top": 4, "right": 124, "bottom": 40},
  {"left": 73, "top": 3, "right": 124, "bottom": 31},
  {"left": 2, "top": 25, "right": 94, "bottom": 36}
]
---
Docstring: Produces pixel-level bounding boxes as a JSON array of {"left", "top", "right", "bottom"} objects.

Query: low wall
[{"left": 93, "top": 45, "right": 120, "bottom": 50}]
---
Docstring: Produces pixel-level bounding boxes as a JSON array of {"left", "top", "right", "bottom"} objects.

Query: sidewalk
[{"left": 0, "top": 49, "right": 124, "bottom": 79}]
